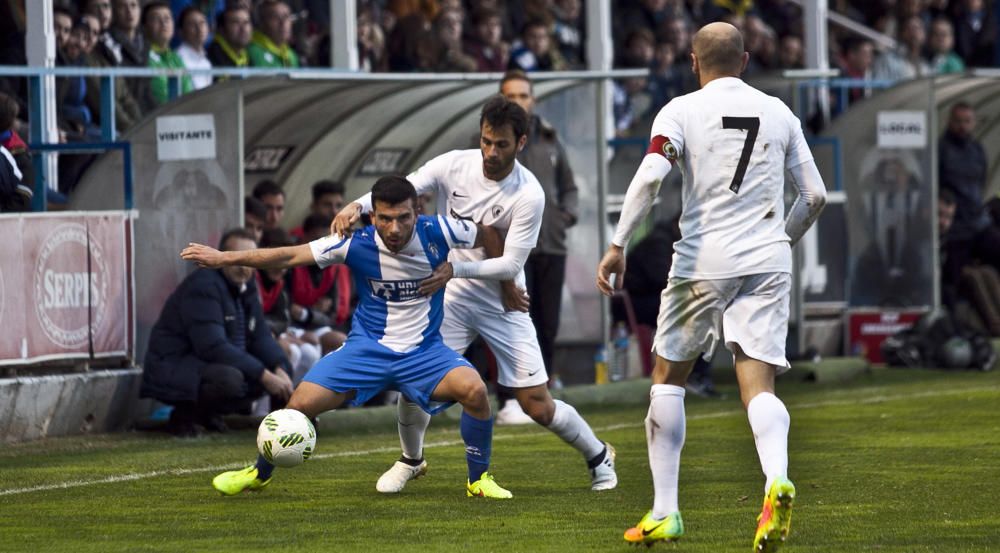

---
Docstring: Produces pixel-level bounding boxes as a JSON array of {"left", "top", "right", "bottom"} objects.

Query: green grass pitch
[{"left": 2, "top": 367, "right": 999, "bottom": 552}]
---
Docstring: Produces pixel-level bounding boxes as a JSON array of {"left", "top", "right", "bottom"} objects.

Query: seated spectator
[
  {"left": 55, "top": 9, "right": 101, "bottom": 143},
  {"left": 256, "top": 228, "right": 321, "bottom": 385},
  {"left": 464, "top": 8, "right": 509, "bottom": 72},
  {"left": 244, "top": 195, "right": 267, "bottom": 242},
  {"left": 290, "top": 180, "right": 345, "bottom": 241},
  {"left": 357, "top": 8, "right": 388, "bottom": 72},
  {"left": 953, "top": 0, "right": 997, "bottom": 67},
  {"left": 509, "top": 18, "right": 567, "bottom": 72},
  {"left": 648, "top": 41, "right": 685, "bottom": 110},
  {"left": 207, "top": 6, "right": 252, "bottom": 71},
  {"left": 176, "top": 7, "right": 213, "bottom": 90},
  {"left": 287, "top": 214, "right": 351, "bottom": 354},
  {"left": 619, "top": 28, "right": 656, "bottom": 68},
  {"left": 873, "top": 15, "right": 932, "bottom": 80},
  {"left": 833, "top": 37, "right": 875, "bottom": 114},
  {"left": 141, "top": 228, "right": 293, "bottom": 436},
  {"left": 144, "top": 2, "right": 193, "bottom": 105},
  {"left": 929, "top": 17, "right": 966, "bottom": 74},
  {"left": 387, "top": 13, "right": 431, "bottom": 71},
  {"left": 109, "top": 0, "right": 156, "bottom": 111},
  {"left": 248, "top": 0, "right": 300, "bottom": 68},
  {"left": 778, "top": 34, "right": 804, "bottom": 69},
  {"left": 614, "top": 0, "right": 677, "bottom": 49},
  {"left": 551, "top": 0, "right": 584, "bottom": 68},
  {"left": 744, "top": 14, "right": 778, "bottom": 73},
  {"left": 80, "top": 10, "right": 144, "bottom": 134},
  {"left": 432, "top": 7, "right": 477, "bottom": 72},
  {"left": 252, "top": 179, "right": 285, "bottom": 229},
  {"left": 0, "top": 92, "right": 31, "bottom": 212}
]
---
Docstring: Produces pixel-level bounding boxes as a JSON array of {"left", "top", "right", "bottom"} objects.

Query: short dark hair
[
  {"left": 312, "top": 179, "right": 344, "bottom": 202},
  {"left": 218, "top": 227, "right": 257, "bottom": 250},
  {"left": 252, "top": 179, "right": 284, "bottom": 200},
  {"left": 939, "top": 187, "right": 957, "bottom": 206},
  {"left": 842, "top": 36, "right": 873, "bottom": 55},
  {"left": 471, "top": 7, "right": 500, "bottom": 27},
  {"left": 371, "top": 175, "right": 418, "bottom": 209},
  {"left": 521, "top": 17, "right": 550, "bottom": 37},
  {"left": 479, "top": 94, "right": 529, "bottom": 140},
  {"left": 500, "top": 69, "right": 532, "bottom": 93},
  {"left": 302, "top": 213, "right": 333, "bottom": 234},
  {"left": 141, "top": 1, "right": 171, "bottom": 27},
  {"left": 0, "top": 92, "right": 17, "bottom": 132},
  {"left": 178, "top": 6, "right": 203, "bottom": 29},
  {"left": 244, "top": 195, "right": 267, "bottom": 220},
  {"left": 216, "top": 6, "right": 248, "bottom": 29},
  {"left": 53, "top": 5, "right": 76, "bottom": 20},
  {"left": 951, "top": 101, "right": 973, "bottom": 114},
  {"left": 260, "top": 227, "right": 295, "bottom": 248}
]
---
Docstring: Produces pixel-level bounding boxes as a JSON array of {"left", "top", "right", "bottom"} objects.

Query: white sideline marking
[{"left": 1, "top": 385, "right": 996, "bottom": 497}]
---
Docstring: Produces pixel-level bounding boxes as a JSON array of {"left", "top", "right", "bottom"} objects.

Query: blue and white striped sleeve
[
  {"left": 437, "top": 215, "right": 478, "bottom": 250},
  {"left": 309, "top": 233, "right": 352, "bottom": 268}
]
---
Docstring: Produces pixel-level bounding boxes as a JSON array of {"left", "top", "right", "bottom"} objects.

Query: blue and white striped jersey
[{"left": 308, "top": 215, "right": 477, "bottom": 353}]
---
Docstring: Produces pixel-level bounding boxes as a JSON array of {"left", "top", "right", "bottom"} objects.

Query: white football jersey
[
  {"left": 408, "top": 149, "right": 545, "bottom": 312},
  {"left": 650, "top": 77, "right": 813, "bottom": 279}
]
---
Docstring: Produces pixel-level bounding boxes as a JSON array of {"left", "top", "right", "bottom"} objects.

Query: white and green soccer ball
[{"left": 257, "top": 409, "right": 317, "bottom": 468}]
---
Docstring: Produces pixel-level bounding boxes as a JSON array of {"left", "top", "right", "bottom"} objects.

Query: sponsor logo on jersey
[
  {"left": 33, "top": 223, "right": 109, "bottom": 349},
  {"left": 367, "top": 278, "right": 424, "bottom": 301}
]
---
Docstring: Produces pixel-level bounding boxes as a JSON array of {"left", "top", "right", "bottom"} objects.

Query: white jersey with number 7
[{"left": 649, "top": 77, "right": 814, "bottom": 280}]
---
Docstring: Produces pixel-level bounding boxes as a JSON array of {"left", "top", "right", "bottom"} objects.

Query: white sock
[
  {"left": 648, "top": 384, "right": 686, "bottom": 519},
  {"left": 397, "top": 396, "right": 431, "bottom": 461},
  {"left": 547, "top": 400, "right": 605, "bottom": 461},
  {"left": 746, "top": 392, "right": 790, "bottom": 494}
]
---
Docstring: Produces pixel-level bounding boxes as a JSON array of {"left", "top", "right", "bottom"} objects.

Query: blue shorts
[{"left": 302, "top": 337, "right": 472, "bottom": 415}]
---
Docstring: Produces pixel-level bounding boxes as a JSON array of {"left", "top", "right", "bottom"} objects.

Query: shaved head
[{"left": 692, "top": 22, "right": 746, "bottom": 76}]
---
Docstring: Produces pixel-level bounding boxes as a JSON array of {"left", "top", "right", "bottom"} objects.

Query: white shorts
[
  {"left": 653, "top": 272, "right": 791, "bottom": 373},
  {"left": 440, "top": 300, "right": 549, "bottom": 389}
]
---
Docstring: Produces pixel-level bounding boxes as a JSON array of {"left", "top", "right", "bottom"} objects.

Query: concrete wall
[{"left": 0, "top": 370, "right": 143, "bottom": 443}]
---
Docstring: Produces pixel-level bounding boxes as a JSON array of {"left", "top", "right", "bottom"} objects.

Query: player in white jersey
[
  {"left": 335, "top": 96, "right": 618, "bottom": 492},
  {"left": 596, "top": 23, "right": 827, "bottom": 551},
  {"left": 187, "top": 176, "right": 515, "bottom": 499}
]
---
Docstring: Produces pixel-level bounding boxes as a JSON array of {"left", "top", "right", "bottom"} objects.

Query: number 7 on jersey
[{"left": 722, "top": 116, "right": 760, "bottom": 194}]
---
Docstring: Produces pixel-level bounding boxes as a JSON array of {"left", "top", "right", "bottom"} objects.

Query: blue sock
[
  {"left": 255, "top": 454, "right": 274, "bottom": 480},
  {"left": 460, "top": 411, "right": 493, "bottom": 482}
]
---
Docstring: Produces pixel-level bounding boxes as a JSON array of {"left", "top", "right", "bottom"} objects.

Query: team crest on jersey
[{"left": 491, "top": 205, "right": 504, "bottom": 219}]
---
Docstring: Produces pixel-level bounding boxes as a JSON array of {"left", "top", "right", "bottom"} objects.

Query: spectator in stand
[
  {"left": 551, "top": 0, "right": 585, "bottom": 67},
  {"left": 244, "top": 195, "right": 267, "bottom": 242},
  {"left": 142, "top": 228, "right": 293, "bottom": 436},
  {"left": 620, "top": 28, "right": 656, "bottom": 67},
  {"left": 256, "top": 227, "right": 321, "bottom": 385},
  {"left": 58, "top": 15, "right": 104, "bottom": 144},
  {"left": 744, "top": 14, "right": 777, "bottom": 73},
  {"left": 84, "top": 0, "right": 119, "bottom": 67},
  {"left": 615, "top": 0, "right": 678, "bottom": 49},
  {"left": 929, "top": 17, "right": 967, "bottom": 73},
  {"left": 778, "top": 34, "right": 805, "bottom": 69},
  {"left": 387, "top": 14, "right": 431, "bottom": 71},
  {"left": 648, "top": 41, "right": 685, "bottom": 109},
  {"left": 110, "top": 0, "right": 155, "bottom": 110},
  {"left": 836, "top": 36, "right": 875, "bottom": 110},
  {"left": 357, "top": 8, "right": 388, "bottom": 72},
  {"left": 686, "top": 0, "right": 729, "bottom": 26},
  {"left": 207, "top": 6, "right": 252, "bottom": 71},
  {"left": 289, "top": 180, "right": 345, "bottom": 241},
  {"left": 79, "top": 12, "right": 144, "bottom": 135},
  {"left": 497, "top": 70, "right": 579, "bottom": 415},
  {"left": 0, "top": 92, "right": 31, "bottom": 212},
  {"left": 464, "top": 8, "right": 509, "bottom": 72},
  {"left": 940, "top": 102, "right": 1000, "bottom": 275},
  {"left": 432, "top": 7, "right": 477, "bottom": 71},
  {"left": 54, "top": 6, "right": 74, "bottom": 52},
  {"left": 509, "top": 18, "right": 567, "bottom": 71},
  {"left": 144, "top": 2, "right": 194, "bottom": 105},
  {"left": 873, "top": 15, "right": 932, "bottom": 80},
  {"left": 657, "top": 17, "right": 699, "bottom": 93},
  {"left": 953, "top": 0, "right": 997, "bottom": 67},
  {"left": 287, "top": 214, "right": 351, "bottom": 355},
  {"left": 169, "top": 0, "right": 225, "bottom": 31},
  {"left": 249, "top": 0, "right": 300, "bottom": 68},
  {"left": 252, "top": 179, "right": 285, "bottom": 230},
  {"left": 176, "top": 7, "right": 213, "bottom": 90}
]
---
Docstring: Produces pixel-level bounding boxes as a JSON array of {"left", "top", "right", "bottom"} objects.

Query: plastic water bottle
[
  {"left": 594, "top": 345, "right": 608, "bottom": 384},
  {"left": 611, "top": 322, "right": 629, "bottom": 382}
]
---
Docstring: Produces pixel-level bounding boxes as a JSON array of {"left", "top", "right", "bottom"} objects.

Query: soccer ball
[{"left": 257, "top": 409, "right": 317, "bottom": 468}]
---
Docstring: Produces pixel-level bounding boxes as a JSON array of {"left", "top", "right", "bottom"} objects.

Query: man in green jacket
[
  {"left": 143, "top": 2, "right": 193, "bottom": 105},
  {"left": 248, "top": 0, "right": 300, "bottom": 68}
]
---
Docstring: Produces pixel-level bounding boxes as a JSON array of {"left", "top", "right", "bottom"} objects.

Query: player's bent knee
[{"left": 521, "top": 398, "right": 554, "bottom": 426}]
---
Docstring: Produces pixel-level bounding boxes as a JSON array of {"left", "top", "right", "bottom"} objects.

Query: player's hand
[
  {"left": 596, "top": 245, "right": 626, "bottom": 297},
  {"left": 501, "top": 281, "right": 530, "bottom": 312},
  {"left": 332, "top": 202, "right": 363, "bottom": 236},
  {"left": 260, "top": 367, "right": 293, "bottom": 401},
  {"left": 419, "top": 262, "right": 454, "bottom": 296},
  {"left": 180, "top": 243, "right": 228, "bottom": 268}
]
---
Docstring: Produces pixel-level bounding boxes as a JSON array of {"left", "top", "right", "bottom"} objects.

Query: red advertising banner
[
  {"left": 845, "top": 309, "right": 926, "bottom": 364},
  {"left": 0, "top": 212, "right": 131, "bottom": 365}
]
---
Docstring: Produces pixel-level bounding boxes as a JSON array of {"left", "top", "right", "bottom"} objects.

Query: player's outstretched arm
[
  {"left": 181, "top": 242, "right": 316, "bottom": 269},
  {"left": 332, "top": 202, "right": 363, "bottom": 236},
  {"left": 784, "top": 159, "right": 827, "bottom": 245}
]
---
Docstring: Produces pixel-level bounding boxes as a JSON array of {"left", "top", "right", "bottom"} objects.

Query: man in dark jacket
[
  {"left": 142, "top": 228, "right": 293, "bottom": 436},
  {"left": 940, "top": 101, "right": 1000, "bottom": 277}
]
